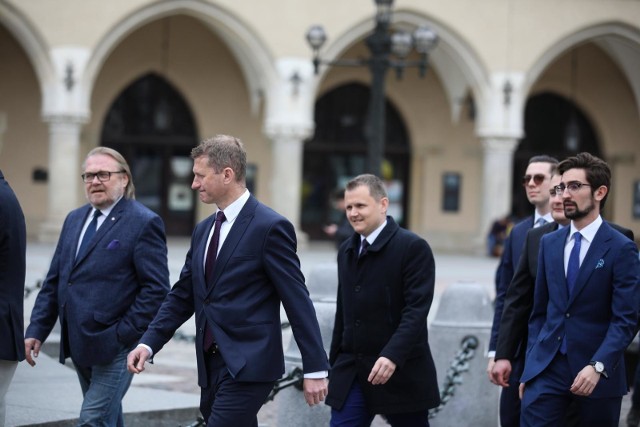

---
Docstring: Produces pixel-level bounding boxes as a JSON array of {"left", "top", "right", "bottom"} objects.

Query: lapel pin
[{"left": 595, "top": 259, "right": 604, "bottom": 269}]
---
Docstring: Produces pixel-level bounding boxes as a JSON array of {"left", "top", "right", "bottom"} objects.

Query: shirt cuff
[
  {"left": 137, "top": 343, "right": 154, "bottom": 359},
  {"left": 303, "top": 370, "right": 328, "bottom": 379},
  {"left": 487, "top": 350, "right": 496, "bottom": 358}
]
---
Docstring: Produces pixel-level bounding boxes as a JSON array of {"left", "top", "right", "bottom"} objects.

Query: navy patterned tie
[
  {"left": 566, "top": 232, "right": 582, "bottom": 295},
  {"left": 77, "top": 209, "right": 101, "bottom": 259},
  {"left": 359, "top": 239, "right": 370, "bottom": 258}
]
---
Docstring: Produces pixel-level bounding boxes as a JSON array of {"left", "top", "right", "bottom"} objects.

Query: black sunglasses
[{"left": 522, "top": 174, "right": 546, "bottom": 186}]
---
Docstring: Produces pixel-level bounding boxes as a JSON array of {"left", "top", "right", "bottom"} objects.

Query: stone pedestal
[{"left": 429, "top": 281, "right": 499, "bottom": 427}]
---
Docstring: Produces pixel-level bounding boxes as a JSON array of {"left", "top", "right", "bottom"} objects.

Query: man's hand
[
  {"left": 127, "top": 346, "right": 151, "bottom": 374},
  {"left": 570, "top": 365, "right": 601, "bottom": 396},
  {"left": 491, "top": 359, "right": 513, "bottom": 387},
  {"left": 24, "top": 338, "right": 42, "bottom": 367},
  {"left": 368, "top": 356, "right": 396, "bottom": 385},
  {"left": 486, "top": 357, "right": 496, "bottom": 384},
  {"left": 303, "top": 378, "right": 328, "bottom": 406}
]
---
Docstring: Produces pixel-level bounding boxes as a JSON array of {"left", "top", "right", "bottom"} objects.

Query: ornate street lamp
[{"left": 306, "top": 0, "right": 438, "bottom": 176}]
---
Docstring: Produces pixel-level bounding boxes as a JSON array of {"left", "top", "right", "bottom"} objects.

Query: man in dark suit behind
[
  {"left": 24, "top": 147, "right": 170, "bottom": 426},
  {"left": 487, "top": 155, "right": 558, "bottom": 426},
  {"left": 326, "top": 174, "right": 440, "bottom": 426},
  {"left": 128, "top": 135, "right": 329, "bottom": 427},
  {"left": 0, "top": 170, "right": 26, "bottom": 426},
  {"left": 520, "top": 152, "right": 640, "bottom": 426},
  {"left": 491, "top": 173, "right": 634, "bottom": 424}
]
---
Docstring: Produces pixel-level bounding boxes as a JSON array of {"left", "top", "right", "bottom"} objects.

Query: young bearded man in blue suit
[
  {"left": 24, "top": 147, "right": 170, "bottom": 426},
  {"left": 519, "top": 152, "right": 640, "bottom": 426},
  {"left": 487, "top": 155, "right": 558, "bottom": 426},
  {"left": 128, "top": 135, "right": 329, "bottom": 427},
  {"left": 0, "top": 170, "right": 26, "bottom": 426}
]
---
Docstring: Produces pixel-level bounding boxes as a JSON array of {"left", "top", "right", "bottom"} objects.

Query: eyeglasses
[
  {"left": 553, "top": 182, "right": 591, "bottom": 196},
  {"left": 81, "top": 171, "right": 125, "bottom": 183},
  {"left": 522, "top": 174, "right": 547, "bottom": 186}
]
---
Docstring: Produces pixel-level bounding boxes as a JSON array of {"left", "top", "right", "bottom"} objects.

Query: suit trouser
[
  {"left": 74, "top": 344, "right": 134, "bottom": 427},
  {"left": 201, "top": 350, "right": 275, "bottom": 427},
  {"left": 0, "top": 360, "right": 18, "bottom": 426},
  {"left": 500, "top": 354, "right": 524, "bottom": 427},
  {"left": 521, "top": 352, "right": 621, "bottom": 427},
  {"left": 330, "top": 381, "right": 430, "bottom": 427}
]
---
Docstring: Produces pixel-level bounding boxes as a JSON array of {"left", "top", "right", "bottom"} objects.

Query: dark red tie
[
  {"left": 205, "top": 211, "right": 226, "bottom": 284},
  {"left": 204, "top": 210, "right": 226, "bottom": 352}
]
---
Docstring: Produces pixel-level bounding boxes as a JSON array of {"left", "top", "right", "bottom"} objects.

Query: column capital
[
  {"left": 263, "top": 57, "right": 317, "bottom": 142},
  {"left": 476, "top": 72, "right": 526, "bottom": 140},
  {"left": 42, "top": 46, "right": 92, "bottom": 121},
  {"left": 480, "top": 136, "right": 519, "bottom": 153}
]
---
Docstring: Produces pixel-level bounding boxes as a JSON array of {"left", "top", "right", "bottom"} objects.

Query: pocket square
[
  {"left": 595, "top": 259, "right": 604, "bottom": 269},
  {"left": 106, "top": 240, "right": 120, "bottom": 250}
]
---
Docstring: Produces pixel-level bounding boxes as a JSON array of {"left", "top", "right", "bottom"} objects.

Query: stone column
[
  {"left": 479, "top": 137, "right": 519, "bottom": 243},
  {"left": 38, "top": 46, "right": 91, "bottom": 241},
  {"left": 38, "top": 115, "right": 86, "bottom": 241},
  {"left": 476, "top": 72, "right": 525, "bottom": 248},
  {"left": 264, "top": 57, "right": 316, "bottom": 245},
  {"left": 0, "top": 113, "right": 6, "bottom": 156}
]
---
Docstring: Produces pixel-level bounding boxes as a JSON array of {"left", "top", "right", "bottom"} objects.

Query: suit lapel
[
  {"left": 74, "top": 199, "right": 125, "bottom": 267},
  {"left": 568, "top": 224, "right": 612, "bottom": 305},
  {"left": 547, "top": 227, "right": 570, "bottom": 303}
]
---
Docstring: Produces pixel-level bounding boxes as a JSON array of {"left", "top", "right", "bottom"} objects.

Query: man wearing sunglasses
[
  {"left": 519, "top": 152, "right": 640, "bottom": 426},
  {"left": 487, "top": 154, "right": 558, "bottom": 427}
]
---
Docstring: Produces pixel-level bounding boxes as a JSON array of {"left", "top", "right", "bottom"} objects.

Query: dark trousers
[
  {"left": 201, "top": 351, "right": 275, "bottom": 427},
  {"left": 521, "top": 352, "right": 621, "bottom": 427},
  {"left": 500, "top": 354, "right": 524, "bottom": 427},
  {"left": 330, "top": 381, "right": 429, "bottom": 427}
]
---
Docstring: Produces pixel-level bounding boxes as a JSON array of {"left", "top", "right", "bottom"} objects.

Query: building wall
[{"left": 1, "top": 0, "right": 639, "bottom": 248}]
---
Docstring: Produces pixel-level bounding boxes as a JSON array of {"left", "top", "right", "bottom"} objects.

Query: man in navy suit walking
[
  {"left": 0, "top": 170, "right": 26, "bottom": 426},
  {"left": 520, "top": 152, "right": 640, "bottom": 426},
  {"left": 487, "top": 155, "right": 558, "bottom": 426},
  {"left": 25, "top": 147, "right": 170, "bottom": 426},
  {"left": 128, "top": 135, "right": 329, "bottom": 427}
]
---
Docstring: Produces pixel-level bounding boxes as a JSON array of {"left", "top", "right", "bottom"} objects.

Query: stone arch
[
  {"left": 313, "top": 10, "right": 491, "bottom": 125},
  {"left": 525, "top": 22, "right": 640, "bottom": 120},
  {"left": 82, "top": 0, "right": 278, "bottom": 118},
  {"left": 0, "top": 2, "right": 55, "bottom": 96}
]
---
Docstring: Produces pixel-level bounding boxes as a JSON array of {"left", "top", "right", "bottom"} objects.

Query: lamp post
[{"left": 306, "top": 0, "right": 438, "bottom": 177}]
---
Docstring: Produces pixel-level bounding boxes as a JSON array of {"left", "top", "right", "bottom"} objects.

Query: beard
[{"left": 563, "top": 198, "right": 595, "bottom": 220}]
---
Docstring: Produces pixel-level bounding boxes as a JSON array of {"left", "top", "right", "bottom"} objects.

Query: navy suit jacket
[
  {"left": 496, "top": 222, "right": 634, "bottom": 362},
  {"left": 26, "top": 198, "right": 170, "bottom": 367},
  {"left": 326, "top": 217, "right": 440, "bottom": 414},
  {"left": 521, "top": 222, "right": 640, "bottom": 398},
  {"left": 489, "top": 216, "right": 534, "bottom": 352},
  {"left": 0, "top": 171, "right": 27, "bottom": 361},
  {"left": 140, "top": 195, "right": 329, "bottom": 387}
]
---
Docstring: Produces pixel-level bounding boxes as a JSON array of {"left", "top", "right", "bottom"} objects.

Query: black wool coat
[{"left": 326, "top": 216, "right": 441, "bottom": 414}]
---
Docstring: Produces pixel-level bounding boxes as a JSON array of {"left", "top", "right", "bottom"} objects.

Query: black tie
[
  {"left": 359, "top": 239, "right": 370, "bottom": 258},
  {"left": 77, "top": 209, "right": 101, "bottom": 259},
  {"left": 204, "top": 210, "right": 226, "bottom": 353}
]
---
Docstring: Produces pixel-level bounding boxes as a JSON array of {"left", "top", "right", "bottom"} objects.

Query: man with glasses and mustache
[
  {"left": 519, "top": 152, "right": 640, "bottom": 426},
  {"left": 487, "top": 155, "right": 558, "bottom": 427},
  {"left": 24, "top": 147, "right": 170, "bottom": 426}
]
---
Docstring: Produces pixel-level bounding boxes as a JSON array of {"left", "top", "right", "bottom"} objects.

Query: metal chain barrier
[
  {"left": 177, "top": 333, "right": 479, "bottom": 425},
  {"left": 428, "top": 334, "right": 479, "bottom": 419}
]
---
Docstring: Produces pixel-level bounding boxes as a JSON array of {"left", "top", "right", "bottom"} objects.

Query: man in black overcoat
[{"left": 326, "top": 174, "right": 440, "bottom": 426}]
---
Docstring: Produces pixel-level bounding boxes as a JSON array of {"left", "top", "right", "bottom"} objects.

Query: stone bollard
[
  {"left": 275, "top": 263, "right": 338, "bottom": 426},
  {"left": 429, "top": 281, "right": 499, "bottom": 427}
]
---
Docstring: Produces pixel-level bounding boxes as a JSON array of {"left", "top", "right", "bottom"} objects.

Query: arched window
[
  {"left": 302, "top": 83, "right": 411, "bottom": 239},
  {"left": 101, "top": 73, "right": 198, "bottom": 235}
]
